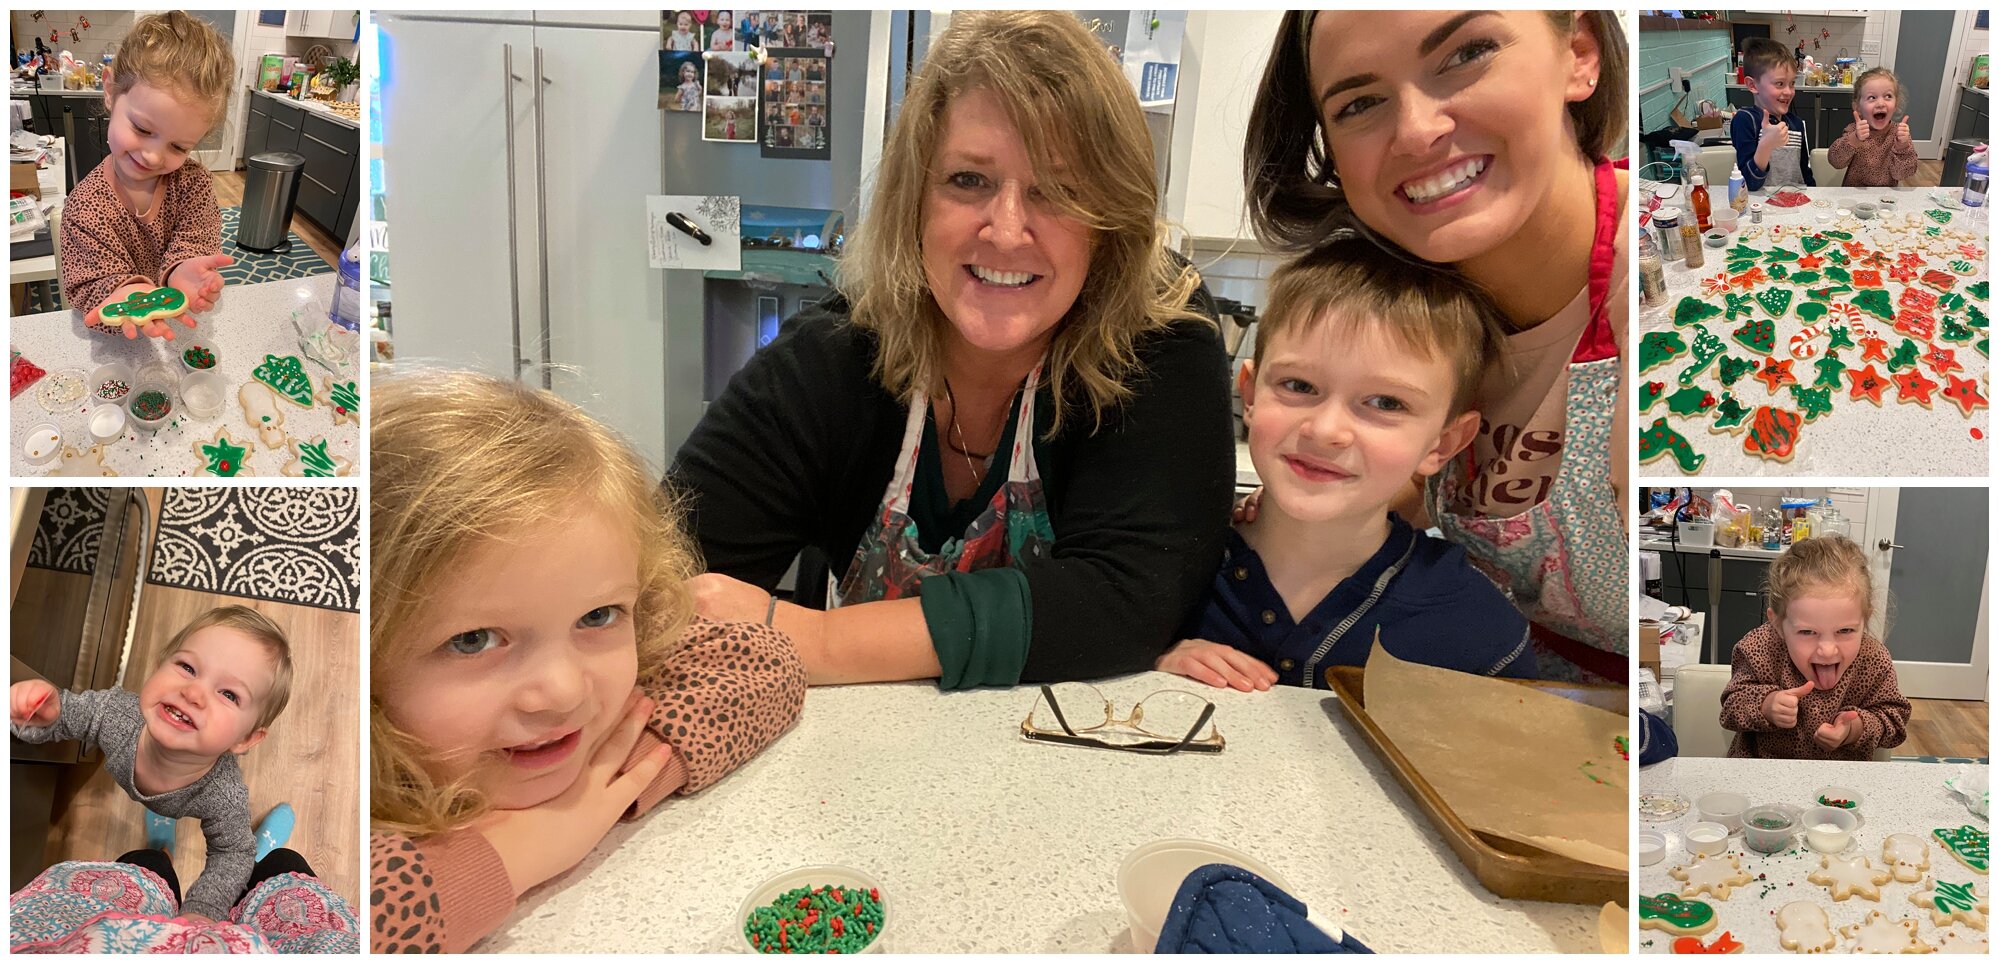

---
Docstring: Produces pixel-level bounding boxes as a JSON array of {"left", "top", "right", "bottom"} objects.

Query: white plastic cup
[
  {"left": 1811, "top": 785, "right": 1865, "bottom": 828},
  {"left": 1742, "top": 806, "right": 1798, "bottom": 854},
  {"left": 87, "top": 404, "right": 127, "bottom": 445},
  {"left": 1638, "top": 831, "right": 1667, "bottom": 866},
  {"left": 1684, "top": 821, "right": 1732, "bottom": 856},
  {"left": 1802, "top": 805, "right": 1859, "bottom": 854},
  {"left": 24, "top": 423, "right": 62, "bottom": 466},
  {"left": 87, "top": 362, "right": 133, "bottom": 405},
  {"left": 179, "top": 370, "right": 227, "bottom": 420},
  {"left": 736, "top": 865, "right": 887, "bottom": 954},
  {"left": 1696, "top": 791, "right": 1750, "bottom": 833},
  {"left": 1117, "top": 839, "right": 1298, "bottom": 953}
]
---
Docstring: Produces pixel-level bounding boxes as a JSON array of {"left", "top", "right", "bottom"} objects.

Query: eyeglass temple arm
[
  {"left": 1155, "top": 703, "right": 1216, "bottom": 754},
  {"left": 1041, "top": 684, "right": 1080, "bottom": 736}
]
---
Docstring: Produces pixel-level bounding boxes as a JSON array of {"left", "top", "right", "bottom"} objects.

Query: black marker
[{"left": 665, "top": 211, "right": 712, "bottom": 246}]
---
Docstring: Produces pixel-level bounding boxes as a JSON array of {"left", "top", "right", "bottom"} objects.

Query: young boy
[
  {"left": 1731, "top": 37, "right": 1815, "bottom": 192},
  {"left": 1157, "top": 239, "right": 1535, "bottom": 692},
  {"left": 9, "top": 606, "right": 294, "bottom": 920}
]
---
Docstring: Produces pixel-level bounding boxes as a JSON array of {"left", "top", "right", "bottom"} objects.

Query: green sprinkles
[
  {"left": 129, "top": 389, "right": 171, "bottom": 421},
  {"left": 746, "top": 884, "right": 884, "bottom": 954}
]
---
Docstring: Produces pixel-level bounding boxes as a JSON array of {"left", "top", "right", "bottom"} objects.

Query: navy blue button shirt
[{"left": 1181, "top": 514, "right": 1536, "bottom": 688}]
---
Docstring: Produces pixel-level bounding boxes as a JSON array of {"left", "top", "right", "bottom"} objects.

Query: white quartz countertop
[
  {"left": 1640, "top": 187, "right": 1988, "bottom": 477},
  {"left": 1638, "top": 756, "right": 1989, "bottom": 954},
  {"left": 1641, "top": 538, "right": 1788, "bottom": 561},
  {"left": 11, "top": 275, "right": 360, "bottom": 478},
  {"left": 478, "top": 673, "right": 1602, "bottom": 953},
  {"left": 250, "top": 87, "right": 359, "bottom": 130}
]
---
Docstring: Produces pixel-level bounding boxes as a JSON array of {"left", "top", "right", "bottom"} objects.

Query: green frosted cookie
[
  {"left": 1639, "top": 417, "right": 1706, "bottom": 473},
  {"left": 1672, "top": 296, "right": 1725, "bottom": 328},
  {"left": 1717, "top": 354, "right": 1759, "bottom": 388},
  {"left": 1666, "top": 385, "right": 1719, "bottom": 417},
  {"left": 1789, "top": 383, "right": 1834, "bottom": 421},
  {"left": 1732, "top": 317, "right": 1775, "bottom": 355},
  {"left": 1679, "top": 325, "right": 1727, "bottom": 385},
  {"left": 1640, "top": 331, "right": 1687, "bottom": 373}
]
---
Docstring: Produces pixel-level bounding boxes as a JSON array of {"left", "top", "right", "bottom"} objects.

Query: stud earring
[{"left": 1588, "top": 77, "right": 1598, "bottom": 88}]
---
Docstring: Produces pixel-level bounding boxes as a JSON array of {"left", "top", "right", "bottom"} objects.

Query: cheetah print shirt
[
  {"left": 371, "top": 617, "right": 806, "bottom": 953},
  {"left": 56, "top": 157, "right": 222, "bottom": 316},
  {"left": 1719, "top": 621, "right": 1910, "bottom": 760}
]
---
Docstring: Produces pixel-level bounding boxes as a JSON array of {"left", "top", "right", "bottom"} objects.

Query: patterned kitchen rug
[
  {"left": 27, "top": 487, "right": 115, "bottom": 575},
  {"left": 148, "top": 487, "right": 359, "bottom": 613},
  {"left": 19, "top": 206, "right": 331, "bottom": 313}
]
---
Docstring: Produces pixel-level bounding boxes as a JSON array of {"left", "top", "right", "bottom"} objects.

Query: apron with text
[
  {"left": 833, "top": 366, "right": 1055, "bottom": 606},
  {"left": 1424, "top": 158, "right": 1629, "bottom": 684}
]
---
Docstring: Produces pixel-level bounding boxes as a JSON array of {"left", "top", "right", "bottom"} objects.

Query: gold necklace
[{"left": 943, "top": 379, "right": 992, "bottom": 482}]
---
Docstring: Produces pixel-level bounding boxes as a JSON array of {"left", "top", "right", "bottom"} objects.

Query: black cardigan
[{"left": 667, "top": 296, "right": 1236, "bottom": 682}]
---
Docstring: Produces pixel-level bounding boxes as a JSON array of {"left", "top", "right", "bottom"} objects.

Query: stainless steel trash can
[
  {"left": 1942, "top": 138, "right": 1981, "bottom": 189},
  {"left": 238, "top": 151, "right": 305, "bottom": 252}
]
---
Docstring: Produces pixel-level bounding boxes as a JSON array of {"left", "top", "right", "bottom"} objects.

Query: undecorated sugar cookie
[
  {"left": 1838, "top": 910, "right": 1930, "bottom": 954},
  {"left": 1882, "top": 833, "right": 1931, "bottom": 883},
  {"left": 1775, "top": 901, "right": 1838, "bottom": 953},
  {"left": 1906, "top": 876, "right": 1987, "bottom": 930},
  {"left": 1637, "top": 893, "right": 1716, "bottom": 937},
  {"left": 1933, "top": 927, "right": 1988, "bottom": 954},
  {"left": 1808, "top": 854, "right": 1893, "bottom": 901},
  {"left": 1671, "top": 853, "right": 1754, "bottom": 900}
]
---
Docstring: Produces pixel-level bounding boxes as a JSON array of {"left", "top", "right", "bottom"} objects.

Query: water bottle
[
  {"left": 331, "top": 242, "right": 362, "bottom": 331},
  {"left": 1964, "top": 145, "right": 1988, "bottom": 208},
  {"left": 1727, "top": 169, "right": 1744, "bottom": 206}
]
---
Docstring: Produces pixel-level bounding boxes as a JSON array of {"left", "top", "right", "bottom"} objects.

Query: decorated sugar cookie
[
  {"left": 1640, "top": 380, "right": 1668, "bottom": 414},
  {"left": 238, "top": 382, "right": 287, "bottom": 449},
  {"left": 1800, "top": 234, "right": 1831, "bottom": 254},
  {"left": 1859, "top": 334, "right": 1891, "bottom": 363},
  {"left": 1809, "top": 854, "right": 1893, "bottom": 901},
  {"left": 1886, "top": 337, "right": 1922, "bottom": 372},
  {"left": 193, "top": 428, "right": 250, "bottom": 478},
  {"left": 1665, "top": 386, "right": 1718, "bottom": 418},
  {"left": 1723, "top": 242, "right": 1763, "bottom": 262},
  {"left": 1640, "top": 418, "right": 1705, "bottom": 474},
  {"left": 1900, "top": 286, "right": 1941, "bottom": 314},
  {"left": 1673, "top": 296, "right": 1725, "bottom": 328},
  {"left": 1893, "top": 368, "right": 1940, "bottom": 407},
  {"left": 1924, "top": 270, "right": 1964, "bottom": 292},
  {"left": 1789, "top": 269, "right": 1822, "bottom": 286},
  {"left": 98, "top": 286, "right": 188, "bottom": 334},
  {"left": 1732, "top": 318, "right": 1775, "bottom": 355},
  {"left": 314, "top": 377, "right": 359, "bottom": 425},
  {"left": 1709, "top": 393, "right": 1750, "bottom": 433},
  {"left": 1851, "top": 268, "right": 1885, "bottom": 289},
  {"left": 1698, "top": 272, "right": 1733, "bottom": 298},
  {"left": 1717, "top": 354, "right": 1758, "bottom": 388},
  {"left": 1908, "top": 876, "right": 1987, "bottom": 930},
  {"left": 1927, "top": 208, "right": 1954, "bottom": 224},
  {"left": 1883, "top": 833, "right": 1933, "bottom": 883},
  {"left": 1671, "top": 853, "right": 1754, "bottom": 900},
  {"left": 1846, "top": 364, "right": 1891, "bottom": 406},
  {"left": 1967, "top": 280, "right": 1989, "bottom": 302},
  {"left": 1789, "top": 384, "right": 1833, "bottom": 422},
  {"left": 1888, "top": 261, "right": 1919, "bottom": 284},
  {"left": 1922, "top": 344, "right": 1963, "bottom": 376},
  {"left": 53, "top": 444, "right": 115, "bottom": 478},
  {"left": 1939, "top": 315, "right": 1976, "bottom": 343},
  {"left": 1768, "top": 263, "right": 1791, "bottom": 281},
  {"left": 1812, "top": 351, "right": 1849, "bottom": 392},
  {"left": 1852, "top": 288, "right": 1897, "bottom": 324},
  {"left": 1934, "top": 927, "right": 1988, "bottom": 954},
  {"left": 1754, "top": 287, "right": 1794, "bottom": 320},
  {"left": 252, "top": 354, "right": 315, "bottom": 408},
  {"left": 1934, "top": 826, "right": 1990, "bottom": 874},
  {"left": 1728, "top": 266, "right": 1769, "bottom": 290},
  {"left": 1639, "top": 893, "right": 1717, "bottom": 937},
  {"left": 1940, "top": 376, "right": 1990, "bottom": 419},
  {"left": 1670, "top": 931, "right": 1743, "bottom": 955},
  {"left": 1722, "top": 291, "right": 1758, "bottom": 322},
  {"left": 1788, "top": 320, "right": 1826, "bottom": 360},
  {"left": 1641, "top": 331, "right": 1688, "bottom": 373},
  {"left": 1894, "top": 308, "right": 1937, "bottom": 342},
  {"left": 1762, "top": 246, "right": 1800, "bottom": 265},
  {"left": 1753, "top": 356, "right": 1797, "bottom": 393},
  {"left": 1680, "top": 326, "right": 1727, "bottom": 384},
  {"left": 1744, "top": 406, "right": 1804, "bottom": 462},
  {"left": 1825, "top": 263, "right": 1854, "bottom": 284},
  {"left": 1776, "top": 901, "right": 1838, "bottom": 954},
  {"left": 1826, "top": 322, "right": 1858, "bottom": 351},
  {"left": 283, "top": 436, "right": 353, "bottom": 478},
  {"left": 1839, "top": 910, "right": 1930, "bottom": 954}
]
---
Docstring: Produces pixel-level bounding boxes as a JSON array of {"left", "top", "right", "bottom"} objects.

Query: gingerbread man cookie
[
  {"left": 1882, "top": 833, "right": 1931, "bottom": 883},
  {"left": 1907, "top": 876, "right": 1987, "bottom": 930},
  {"left": 1808, "top": 854, "right": 1893, "bottom": 901},
  {"left": 1838, "top": 910, "right": 1930, "bottom": 954},
  {"left": 1671, "top": 853, "right": 1754, "bottom": 900},
  {"left": 1638, "top": 893, "right": 1717, "bottom": 937},
  {"left": 1775, "top": 901, "right": 1838, "bottom": 953},
  {"left": 238, "top": 382, "right": 287, "bottom": 449}
]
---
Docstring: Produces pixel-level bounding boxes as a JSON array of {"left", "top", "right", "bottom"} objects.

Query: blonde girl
[
  {"left": 368, "top": 371, "right": 804, "bottom": 953},
  {"left": 59, "top": 11, "right": 235, "bottom": 340},
  {"left": 1828, "top": 67, "right": 1918, "bottom": 186},
  {"left": 1718, "top": 535, "right": 1910, "bottom": 760}
]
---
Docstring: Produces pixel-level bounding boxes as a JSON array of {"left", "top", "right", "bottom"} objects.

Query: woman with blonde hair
[{"left": 672, "top": 10, "right": 1233, "bottom": 689}]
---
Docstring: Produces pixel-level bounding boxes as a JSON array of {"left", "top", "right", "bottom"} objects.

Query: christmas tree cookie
[
  {"left": 1789, "top": 384, "right": 1833, "bottom": 421},
  {"left": 1679, "top": 326, "right": 1727, "bottom": 385},
  {"left": 252, "top": 354, "right": 315, "bottom": 408},
  {"left": 1640, "top": 331, "right": 1687, "bottom": 373},
  {"left": 283, "top": 436, "right": 353, "bottom": 478},
  {"left": 1717, "top": 354, "right": 1759, "bottom": 388},
  {"left": 317, "top": 378, "right": 359, "bottom": 425},
  {"left": 1932, "top": 825, "right": 1989, "bottom": 874},
  {"left": 1886, "top": 338, "right": 1922, "bottom": 372},
  {"left": 1709, "top": 393, "right": 1750, "bottom": 433},
  {"left": 1640, "top": 418, "right": 1706, "bottom": 474},
  {"left": 1672, "top": 296, "right": 1724, "bottom": 328},
  {"left": 1754, "top": 287, "right": 1794, "bottom": 319},
  {"left": 1732, "top": 317, "right": 1775, "bottom": 355},
  {"left": 1938, "top": 315, "right": 1975, "bottom": 343},
  {"left": 1853, "top": 288, "right": 1896, "bottom": 323}
]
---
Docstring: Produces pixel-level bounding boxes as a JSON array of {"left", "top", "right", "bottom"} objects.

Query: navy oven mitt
[{"left": 1153, "top": 863, "right": 1372, "bottom": 953}]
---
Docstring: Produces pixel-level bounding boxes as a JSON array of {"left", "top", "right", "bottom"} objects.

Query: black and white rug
[
  {"left": 149, "top": 488, "right": 360, "bottom": 612},
  {"left": 27, "top": 487, "right": 115, "bottom": 575}
]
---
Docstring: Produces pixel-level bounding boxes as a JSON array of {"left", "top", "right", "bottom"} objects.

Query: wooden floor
[
  {"left": 34, "top": 488, "right": 361, "bottom": 910},
  {"left": 211, "top": 169, "right": 341, "bottom": 266},
  {"left": 1902, "top": 698, "right": 1989, "bottom": 759},
  {"left": 1912, "top": 159, "right": 1944, "bottom": 188}
]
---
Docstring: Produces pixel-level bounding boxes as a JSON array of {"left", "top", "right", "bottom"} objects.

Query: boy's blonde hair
[
  {"left": 1766, "top": 534, "right": 1876, "bottom": 625},
  {"left": 844, "top": 9, "right": 1205, "bottom": 437},
  {"left": 369, "top": 370, "right": 700, "bottom": 837},
  {"left": 1740, "top": 37, "right": 1796, "bottom": 87},
  {"left": 155, "top": 605, "right": 293, "bottom": 731},
  {"left": 106, "top": 11, "right": 234, "bottom": 124},
  {"left": 1254, "top": 238, "right": 1508, "bottom": 417}
]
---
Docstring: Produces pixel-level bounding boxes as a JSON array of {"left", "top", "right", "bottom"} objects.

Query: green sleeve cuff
[{"left": 917, "top": 567, "right": 1033, "bottom": 690}]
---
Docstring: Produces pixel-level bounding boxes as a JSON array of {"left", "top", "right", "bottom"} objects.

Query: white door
[
  {"left": 377, "top": 15, "right": 538, "bottom": 381},
  {"left": 1859, "top": 487, "right": 1988, "bottom": 700},
  {"left": 532, "top": 23, "right": 668, "bottom": 466},
  {"left": 185, "top": 10, "right": 244, "bottom": 172}
]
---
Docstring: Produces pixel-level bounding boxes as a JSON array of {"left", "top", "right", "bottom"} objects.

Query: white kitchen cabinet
[
  {"left": 536, "top": 11, "right": 658, "bottom": 29},
  {"left": 379, "top": 14, "right": 668, "bottom": 465},
  {"left": 285, "top": 10, "right": 358, "bottom": 40}
]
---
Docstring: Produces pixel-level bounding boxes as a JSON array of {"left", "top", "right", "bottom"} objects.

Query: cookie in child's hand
[{"left": 99, "top": 286, "right": 188, "bottom": 334}]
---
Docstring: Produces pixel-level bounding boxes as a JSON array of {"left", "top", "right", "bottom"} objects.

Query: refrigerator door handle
[
  {"left": 533, "top": 45, "right": 553, "bottom": 389},
  {"left": 504, "top": 43, "right": 528, "bottom": 380}
]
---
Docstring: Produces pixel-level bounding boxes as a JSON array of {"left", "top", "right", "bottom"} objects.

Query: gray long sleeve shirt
[{"left": 12, "top": 687, "right": 254, "bottom": 919}]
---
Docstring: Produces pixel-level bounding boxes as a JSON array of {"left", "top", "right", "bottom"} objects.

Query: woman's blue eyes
[
  {"left": 947, "top": 171, "right": 986, "bottom": 190},
  {"left": 1331, "top": 37, "right": 1501, "bottom": 122}
]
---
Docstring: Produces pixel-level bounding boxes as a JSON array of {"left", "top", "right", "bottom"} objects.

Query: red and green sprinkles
[
  {"left": 1817, "top": 795, "right": 1856, "bottom": 809},
  {"left": 129, "top": 390, "right": 171, "bottom": 421},
  {"left": 94, "top": 378, "right": 130, "bottom": 401},
  {"left": 746, "top": 884, "right": 884, "bottom": 954},
  {"left": 182, "top": 345, "right": 216, "bottom": 369}
]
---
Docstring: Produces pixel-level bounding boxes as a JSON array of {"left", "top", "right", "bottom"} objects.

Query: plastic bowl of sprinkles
[
  {"left": 180, "top": 344, "right": 217, "bottom": 373},
  {"left": 89, "top": 362, "right": 133, "bottom": 405},
  {"left": 738, "top": 865, "right": 888, "bottom": 954}
]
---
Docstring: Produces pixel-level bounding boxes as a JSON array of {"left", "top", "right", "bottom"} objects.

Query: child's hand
[
  {"left": 166, "top": 255, "right": 233, "bottom": 315},
  {"left": 1156, "top": 639, "right": 1277, "bottom": 691},
  {"left": 479, "top": 688, "right": 675, "bottom": 897},
  {"left": 85, "top": 282, "right": 197, "bottom": 341},
  {"left": 1758, "top": 111, "right": 1789, "bottom": 150},
  {"left": 1894, "top": 116, "right": 1912, "bottom": 147},
  {"left": 687, "top": 572, "right": 773, "bottom": 625},
  {"left": 9, "top": 680, "right": 60, "bottom": 726},
  {"left": 1230, "top": 487, "right": 1262, "bottom": 525},
  {"left": 1762, "top": 680, "right": 1815, "bottom": 728},
  {"left": 1812, "top": 709, "right": 1862, "bottom": 751},
  {"left": 1852, "top": 106, "right": 1870, "bottom": 141}
]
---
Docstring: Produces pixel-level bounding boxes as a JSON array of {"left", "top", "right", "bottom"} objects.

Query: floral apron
[
  {"left": 1425, "top": 159, "right": 1629, "bottom": 684},
  {"left": 833, "top": 366, "right": 1055, "bottom": 605}
]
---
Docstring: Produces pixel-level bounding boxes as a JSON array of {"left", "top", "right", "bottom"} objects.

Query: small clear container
[
  {"left": 89, "top": 362, "right": 133, "bottom": 405},
  {"left": 127, "top": 366, "right": 177, "bottom": 433},
  {"left": 1812, "top": 785, "right": 1865, "bottom": 829},
  {"left": 87, "top": 404, "right": 127, "bottom": 445},
  {"left": 1119, "top": 839, "right": 1301, "bottom": 953},
  {"left": 1696, "top": 791, "right": 1750, "bottom": 833},
  {"left": 179, "top": 370, "right": 227, "bottom": 419},
  {"left": 24, "top": 423, "right": 63, "bottom": 466},
  {"left": 1742, "top": 805, "right": 1798, "bottom": 854},
  {"left": 1638, "top": 830, "right": 1667, "bottom": 866},
  {"left": 738, "top": 865, "right": 888, "bottom": 954},
  {"left": 1802, "top": 805, "right": 1859, "bottom": 853},
  {"left": 179, "top": 344, "right": 219, "bottom": 374},
  {"left": 1684, "top": 821, "right": 1731, "bottom": 856}
]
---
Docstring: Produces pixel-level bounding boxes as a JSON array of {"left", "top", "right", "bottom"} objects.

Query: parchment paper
[{"left": 1362, "top": 639, "right": 1628, "bottom": 871}]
